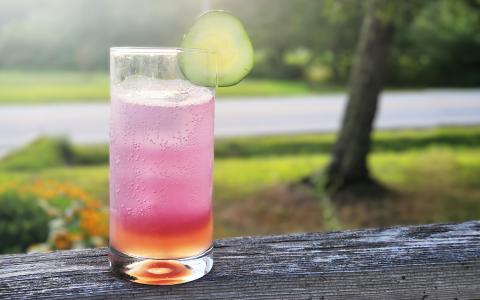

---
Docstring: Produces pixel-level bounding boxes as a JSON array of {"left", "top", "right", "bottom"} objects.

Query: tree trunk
[{"left": 325, "top": 1, "right": 396, "bottom": 193}]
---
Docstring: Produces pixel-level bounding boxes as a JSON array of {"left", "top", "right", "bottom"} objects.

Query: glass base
[{"left": 109, "top": 246, "right": 213, "bottom": 285}]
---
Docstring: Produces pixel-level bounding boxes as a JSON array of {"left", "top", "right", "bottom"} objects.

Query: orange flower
[
  {"left": 80, "top": 209, "right": 108, "bottom": 238},
  {"left": 4, "top": 179, "right": 109, "bottom": 250},
  {"left": 53, "top": 232, "right": 73, "bottom": 250}
]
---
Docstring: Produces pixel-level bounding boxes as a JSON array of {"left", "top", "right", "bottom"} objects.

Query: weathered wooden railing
[{"left": 1, "top": 221, "right": 479, "bottom": 299}]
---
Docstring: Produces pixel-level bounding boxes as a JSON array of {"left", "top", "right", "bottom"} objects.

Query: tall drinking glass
[{"left": 109, "top": 48, "right": 215, "bottom": 285}]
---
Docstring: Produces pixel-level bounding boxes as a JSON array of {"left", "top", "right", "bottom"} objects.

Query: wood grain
[{"left": 1, "top": 221, "right": 479, "bottom": 299}]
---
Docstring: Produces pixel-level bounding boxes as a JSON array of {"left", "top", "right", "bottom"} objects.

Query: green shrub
[
  {"left": 0, "top": 137, "right": 73, "bottom": 171},
  {"left": 0, "top": 189, "right": 49, "bottom": 254},
  {"left": 71, "top": 144, "right": 109, "bottom": 165},
  {"left": 0, "top": 137, "right": 109, "bottom": 170}
]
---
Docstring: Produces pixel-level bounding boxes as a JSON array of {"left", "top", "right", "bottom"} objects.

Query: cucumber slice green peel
[{"left": 180, "top": 10, "right": 254, "bottom": 87}]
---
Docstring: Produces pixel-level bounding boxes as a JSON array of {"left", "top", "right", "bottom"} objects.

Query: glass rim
[{"left": 110, "top": 47, "right": 214, "bottom": 55}]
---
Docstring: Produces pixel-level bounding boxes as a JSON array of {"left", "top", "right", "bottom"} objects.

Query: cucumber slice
[{"left": 180, "top": 10, "right": 254, "bottom": 87}]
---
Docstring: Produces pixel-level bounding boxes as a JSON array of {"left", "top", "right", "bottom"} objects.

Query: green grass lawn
[
  {"left": 1, "top": 127, "right": 479, "bottom": 237},
  {"left": 0, "top": 71, "right": 343, "bottom": 104},
  {"left": 0, "top": 71, "right": 109, "bottom": 103}
]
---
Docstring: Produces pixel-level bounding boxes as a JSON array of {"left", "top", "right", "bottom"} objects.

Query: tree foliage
[{"left": 0, "top": 0, "right": 478, "bottom": 86}]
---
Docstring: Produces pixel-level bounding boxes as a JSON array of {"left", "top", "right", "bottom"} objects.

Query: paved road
[{"left": 1, "top": 89, "right": 480, "bottom": 156}]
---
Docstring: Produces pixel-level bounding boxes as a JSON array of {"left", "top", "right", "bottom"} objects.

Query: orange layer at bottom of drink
[{"left": 110, "top": 212, "right": 212, "bottom": 259}]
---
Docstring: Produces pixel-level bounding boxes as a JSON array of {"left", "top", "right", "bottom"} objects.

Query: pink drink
[{"left": 110, "top": 80, "right": 214, "bottom": 260}]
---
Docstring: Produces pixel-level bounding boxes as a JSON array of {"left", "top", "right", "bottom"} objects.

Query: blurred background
[{"left": 0, "top": 0, "right": 479, "bottom": 254}]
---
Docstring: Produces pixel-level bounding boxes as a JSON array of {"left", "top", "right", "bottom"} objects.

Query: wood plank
[{"left": 0, "top": 221, "right": 479, "bottom": 299}]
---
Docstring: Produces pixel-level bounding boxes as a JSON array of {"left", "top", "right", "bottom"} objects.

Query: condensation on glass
[{"left": 109, "top": 47, "right": 215, "bottom": 285}]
